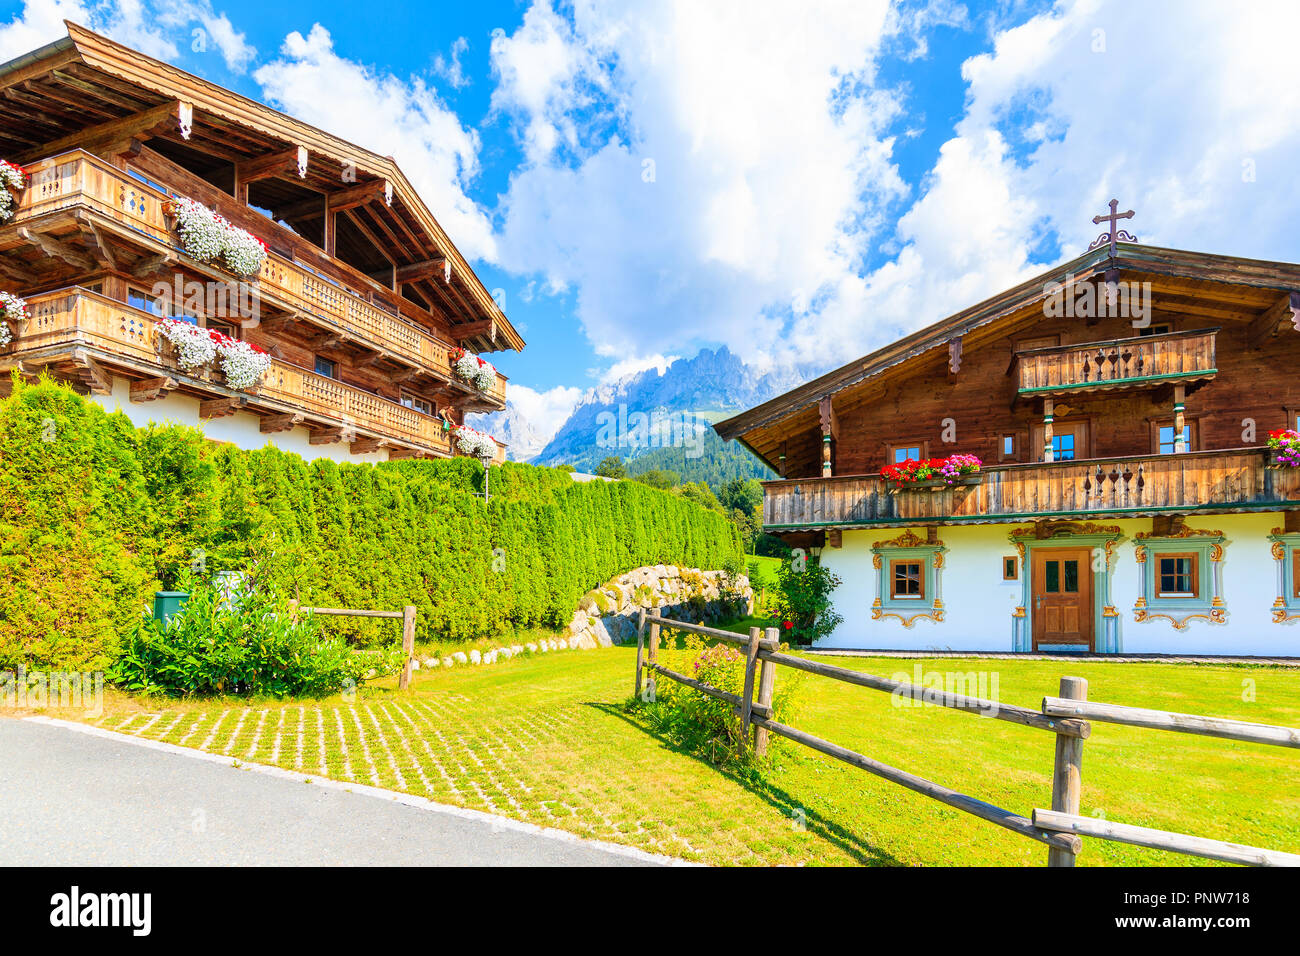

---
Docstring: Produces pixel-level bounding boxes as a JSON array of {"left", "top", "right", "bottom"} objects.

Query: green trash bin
[{"left": 152, "top": 591, "right": 190, "bottom": 626}]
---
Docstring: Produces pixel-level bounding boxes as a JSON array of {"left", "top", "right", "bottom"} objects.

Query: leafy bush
[
  {"left": 0, "top": 379, "right": 744, "bottom": 670},
  {"left": 642, "top": 636, "right": 800, "bottom": 767},
  {"left": 111, "top": 573, "right": 401, "bottom": 698},
  {"left": 775, "top": 559, "right": 843, "bottom": 646}
]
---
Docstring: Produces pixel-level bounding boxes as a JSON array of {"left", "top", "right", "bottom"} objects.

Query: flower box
[
  {"left": 887, "top": 474, "right": 983, "bottom": 493},
  {"left": 0, "top": 159, "right": 26, "bottom": 223},
  {"left": 164, "top": 197, "right": 268, "bottom": 277},
  {"left": 449, "top": 347, "right": 498, "bottom": 392},
  {"left": 0, "top": 291, "right": 28, "bottom": 348},
  {"left": 1266, "top": 430, "right": 1300, "bottom": 469}
]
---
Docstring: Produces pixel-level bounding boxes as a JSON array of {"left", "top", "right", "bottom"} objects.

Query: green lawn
[{"left": 65, "top": 643, "right": 1300, "bottom": 867}]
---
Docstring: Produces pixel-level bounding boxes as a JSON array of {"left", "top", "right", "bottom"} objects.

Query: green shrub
[
  {"left": 775, "top": 559, "right": 844, "bottom": 646},
  {"left": 0, "top": 380, "right": 744, "bottom": 670},
  {"left": 110, "top": 573, "right": 401, "bottom": 698},
  {"left": 643, "top": 636, "right": 800, "bottom": 767}
]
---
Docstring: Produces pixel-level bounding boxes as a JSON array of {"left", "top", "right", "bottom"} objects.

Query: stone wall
[{"left": 565, "top": 565, "right": 753, "bottom": 649}]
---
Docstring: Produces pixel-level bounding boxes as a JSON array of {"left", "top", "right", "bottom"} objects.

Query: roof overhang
[{"left": 714, "top": 242, "right": 1300, "bottom": 457}]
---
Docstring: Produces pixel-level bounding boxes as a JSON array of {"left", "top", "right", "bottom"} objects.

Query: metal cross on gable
[{"left": 1089, "top": 199, "right": 1137, "bottom": 257}]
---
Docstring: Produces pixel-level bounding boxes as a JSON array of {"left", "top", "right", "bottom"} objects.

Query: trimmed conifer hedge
[{"left": 0, "top": 379, "right": 743, "bottom": 670}]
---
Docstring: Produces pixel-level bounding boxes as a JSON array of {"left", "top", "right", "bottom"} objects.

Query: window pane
[
  {"left": 1051, "top": 434, "right": 1076, "bottom": 460},
  {"left": 315, "top": 357, "right": 336, "bottom": 378},
  {"left": 1045, "top": 560, "right": 1059, "bottom": 593},
  {"left": 1063, "top": 560, "right": 1079, "bottom": 593},
  {"left": 1158, "top": 425, "right": 1190, "bottom": 455},
  {"left": 893, "top": 562, "right": 922, "bottom": 597},
  {"left": 1003, "top": 436, "right": 1014, "bottom": 455}
]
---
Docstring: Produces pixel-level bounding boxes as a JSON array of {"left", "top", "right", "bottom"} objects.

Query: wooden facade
[
  {"left": 0, "top": 26, "right": 517, "bottom": 462},
  {"left": 716, "top": 235, "right": 1300, "bottom": 653},
  {"left": 717, "top": 245, "right": 1300, "bottom": 530}
]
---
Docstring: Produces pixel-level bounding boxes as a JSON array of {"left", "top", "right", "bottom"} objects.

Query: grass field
[{"left": 52, "top": 641, "right": 1300, "bottom": 866}]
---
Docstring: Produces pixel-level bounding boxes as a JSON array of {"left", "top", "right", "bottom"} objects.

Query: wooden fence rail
[
  {"left": 636, "top": 612, "right": 1299, "bottom": 867},
  {"left": 292, "top": 602, "right": 417, "bottom": 690}
]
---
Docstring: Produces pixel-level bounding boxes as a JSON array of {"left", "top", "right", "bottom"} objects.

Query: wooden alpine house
[
  {"left": 715, "top": 205, "right": 1300, "bottom": 656},
  {"left": 0, "top": 23, "right": 520, "bottom": 464}
]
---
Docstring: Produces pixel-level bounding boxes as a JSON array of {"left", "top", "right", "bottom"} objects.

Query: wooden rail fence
[
  {"left": 291, "top": 602, "right": 417, "bottom": 690},
  {"left": 635, "top": 611, "right": 1300, "bottom": 867}
]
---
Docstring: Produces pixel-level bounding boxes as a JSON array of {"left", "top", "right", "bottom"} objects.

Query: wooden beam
[
  {"left": 17, "top": 99, "right": 192, "bottom": 163},
  {"left": 351, "top": 436, "right": 390, "bottom": 455},
  {"left": 259, "top": 412, "right": 305, "bottom": 434},
  {"left": 396, "top": 256, "right": 450, "bottom": 285},
  {"left": 199, "top": 397, "right": 244, "bottom": 419},
  {"left": 130, "top": 252, "right": 177, "bottom": 278},
  {"left": 235, "top": 146, "right": 309, "bottom": 185},
  {"left": 129, "top": 376, "right": 177, "bottom": 403},
  {"left": 16, "top": 227, "right": 95, "bottom": 270},
  {"left": 276, "top": 179, "right": 389, "bottom": 222},
  {"left": 0, "top": 256, "right": 37, "bottom": 284},
  {"left": 308, "top": 425, "right": 356, "bottom": 446},
  {"left": 76, "top": 353, "right": 113, "bottom": 395},
  {"left": 1247, "top": 292, "right": 1300, "bottom": 348},
  {"left": 81, "top": 218, "right": 119, "bottom": 270}
]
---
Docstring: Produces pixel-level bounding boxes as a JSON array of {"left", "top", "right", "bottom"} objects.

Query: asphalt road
[{"left": 0, "top": 718, "right": 665, "bottom": 867}]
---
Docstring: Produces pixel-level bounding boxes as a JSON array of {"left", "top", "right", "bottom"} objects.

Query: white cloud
[
  {"left": 596, "top": 353, "right": 676, "bottom": 385},
  {"left": 491, "top": 0, "right": 906, "bottom": 370},
  {"left": 492, "top": 0, "right": 1300, "bottom": 377},
  {"left": 0, "top": 0, "right": 253, "bottom": 71},
  {"left": 789, "top": 0, "right": 1300, "bottom": 361},
  {"left": 253, "top": 24, "right": 497, "bottom": 262},
  {"left": 504, "top": 383, "right": 582, "bottom": 442},
  {"left": 433, "top": 36, "right": 470, "bottom": 90}
]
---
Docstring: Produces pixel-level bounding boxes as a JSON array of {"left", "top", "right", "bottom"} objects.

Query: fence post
[
  {"left": 753, "top": 627, "right": 779, "bottom": 756},
  {"left": 646, "top": 617, "right": 660, "bottom": 702},
  {"left": 739, "top": 626, "right": 762, "bottom": 753},
  {"left": 1047, "top": 676, "right": 1088, "bottom": 867},
  {"left": 635, "top": 608, "right": 647, "bottom": 699},
  {"left": 398, "top": 605, "right": 416, "bottom": 690}
]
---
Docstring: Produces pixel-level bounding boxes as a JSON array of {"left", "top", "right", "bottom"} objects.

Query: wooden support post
[
  {"left": 819, "top": 395, "right": 837, "bottom": 477},
  {"left": 646, "top": 617, "right": 660, "bottom": 701},
  {"left": 753, "top": 627, "right": 780, "bottom": 756},
  {"left": 739, "top": 626, "right": 762, "bottom": 751},
  {"left": 398, "top": 605, "right": 416, "bottom": 690},
  {"left": 1042, "top": 397, "right": 1055, "bottom": 463},
  {"left": 1047, "top": 676, "right": 1088, "bottom": 867},
  {"left": 1173, "top": 384, "right": 1187, "bottom": 453},
  {"left": 635, "top": 607, "right": 647, "bottom": 699}
]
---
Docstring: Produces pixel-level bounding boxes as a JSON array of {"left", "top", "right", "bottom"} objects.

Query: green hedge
[{"left": 0, "top": 379, "right": 742, "bottom": 670}]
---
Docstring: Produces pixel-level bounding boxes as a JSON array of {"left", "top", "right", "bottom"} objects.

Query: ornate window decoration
[
  {"left": 1133, "top": 529, "right": 1226, "bottom": 629},
  {"left": 870, "top": 530, "right": 946, "bottom": 627},
  {"left": 1008, "top": 522, "right": 1124, "bottom": 653},
  {"left": 1267, "top": 529, "right": 1300, "bottom": 624}
]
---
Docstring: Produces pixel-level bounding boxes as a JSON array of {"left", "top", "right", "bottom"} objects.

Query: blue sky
[{"left": 3, "top": 1, "right": 1299, "bottom": 438}]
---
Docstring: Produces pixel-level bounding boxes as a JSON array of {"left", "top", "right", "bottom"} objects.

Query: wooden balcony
[
  {"left": 4, "top": 287, "right": 487, "bottom": 459},
  {"left": 8, "top": 150, "right": 506, "bottom": 407},
  {"left": 762, "top": 449, "right": 1300, "bottom": 530},
  {"left": 1013, "top": 329, "right": 1217, "bottom": 397}
]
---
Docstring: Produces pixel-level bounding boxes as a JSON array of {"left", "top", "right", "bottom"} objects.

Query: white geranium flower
[
  {"left": 172, "top": 197, "right": 267, "bottom": 277},
  {"left": 216, "top": 336, "right": 272, "bottom": 390},
  {"left": 452, "top": 424, "right": 497, "bottom": 459},
  {"left": 451, "top": 349, "right": 498, "bottom": 392},
  {"left": 0, "top": 292, "right": 28, "bottom": 346},
  {"left": 156, "top": 317, "right": 218, "bottom": 371},
  {"left": 0, "top": 160, "right": 26, "bottom": 223}
]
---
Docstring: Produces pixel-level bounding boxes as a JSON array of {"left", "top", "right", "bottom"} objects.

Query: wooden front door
[{"left": 1032, "top": 548, "right": 1094, "bottom": 650}]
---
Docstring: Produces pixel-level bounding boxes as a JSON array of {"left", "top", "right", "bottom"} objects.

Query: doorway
[{"left": 1031, "top": 548, "right": 1094, "bottom": 651}]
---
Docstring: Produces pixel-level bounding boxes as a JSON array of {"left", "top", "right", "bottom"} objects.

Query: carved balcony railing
[
  {"left": 1014, "top": 329, "right": 1217, "bottom": 397},
  {"left": 762, "top": 449, "right": 1300, "bottom": 530},
  {"left": 5, "top": 287, "right": 480, "bottom": 458},
  {"left": 9, "top": 150, "right": 506, "bottom": 406}
]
